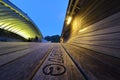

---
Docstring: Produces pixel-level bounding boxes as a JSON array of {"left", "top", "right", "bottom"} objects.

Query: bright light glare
[
  {"left": 67, "top": 16, "right": 72, "bottom": 25},
  {"left": 79, "top": 27, "right": 88, "bottom": 32}
]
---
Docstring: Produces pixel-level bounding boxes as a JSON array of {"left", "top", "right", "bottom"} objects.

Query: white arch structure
[{"left": 0, "top": 0, "right": 42, "bottom": 39}]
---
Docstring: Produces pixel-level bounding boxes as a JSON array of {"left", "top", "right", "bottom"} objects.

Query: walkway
[{"left": 0, "top": 42, "right": 120, "bottom": 80}]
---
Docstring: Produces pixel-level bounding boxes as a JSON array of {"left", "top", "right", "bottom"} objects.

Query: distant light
[
  {"left": 67, "top": 16, "right": 72, "bottom": 25},
  {"left": 79, "top": 27, "right": 88, "bottom": 32}
]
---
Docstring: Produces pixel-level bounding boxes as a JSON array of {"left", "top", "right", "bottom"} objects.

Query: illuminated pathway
[
  {"left": 0, "top": 0, "right": 120, "bottom": 80},
  {"left": 0, "top": 42, "right": 120, "bottom": 80}
]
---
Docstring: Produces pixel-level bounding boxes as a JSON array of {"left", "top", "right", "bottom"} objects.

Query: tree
[{"left": 44, "top": 35, "right": 60, "bottom": 42}]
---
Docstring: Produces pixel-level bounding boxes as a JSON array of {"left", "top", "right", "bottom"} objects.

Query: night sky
[{"left": 10, "top": 0, "right": 68, "bottom": 37}]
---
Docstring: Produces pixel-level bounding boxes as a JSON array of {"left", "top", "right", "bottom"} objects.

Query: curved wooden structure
[{"left": 0, "top": 0, "right": 42, "bottom": 40}]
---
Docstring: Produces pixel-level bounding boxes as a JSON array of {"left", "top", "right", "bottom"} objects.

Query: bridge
[
  {"left": 0, "top": 0, "right": 120, "bottom": 80},
  {"left": 0, "top": 0, "right": 42, "bottom": 41}
]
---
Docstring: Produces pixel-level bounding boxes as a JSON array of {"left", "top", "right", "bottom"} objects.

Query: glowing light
[
  {"left": 79, "top": 27, "right": 88, "bottom": 32},
  {"left": 0, "top": 1, "right": 42, "bottom": 39},
  {"left": 0, "top": 24, "right": 6, "bottom": 29},
  {"left": 67, "top": 16, "right": 72, "bottom": 25}
]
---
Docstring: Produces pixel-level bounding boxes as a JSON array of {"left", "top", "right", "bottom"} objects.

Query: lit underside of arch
[{"left": 0, "top": 0, "right": 42, "bottom": 39}]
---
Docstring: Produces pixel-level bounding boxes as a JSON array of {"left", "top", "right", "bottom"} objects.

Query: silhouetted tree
[{"left": 44, "top": 35, "right": 60, "bottom": 42}]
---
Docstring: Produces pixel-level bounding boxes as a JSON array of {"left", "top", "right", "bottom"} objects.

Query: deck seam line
[
  {"left": 61, "top": 43, "right": 89, "bottom": 80},
  {"left": 0, "top": 46, "right": 33, "bottom": 56},
  {"left": 0, "top": 47, "right": 41, "bottom": 67},
  {"left": 28, "top": 47, "right": 54, "bottom": 80}
]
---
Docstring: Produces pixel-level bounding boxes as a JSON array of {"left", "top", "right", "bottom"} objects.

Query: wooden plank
[
  {"left": 72, "top": 40, "right": 120, "bottom": 48},
  {"left": 68, "top": 42, "right": 120, "bottom": 58},
  {"left": 63, "top": 43, "right": 120, "bottom": 80},
  {"left": 0, "top": 45, "right": 34, "bottom": 55},
  {"left": 75, "top": 32, "right": 120, "bottom": 40},
  {"left": 1, "top": 42, "right": 119, "bottom": 80},
  {"left": 69, "top": 32, "right": 120, "bottom": 45},
  {"left": 79, "top": 25, "right": 120, "bottom": 36},
  {"left": 77, "top": 12, "right": 120, "bottom": 35},
  {"left": 0, "top": 45, "right": 39, "bottom": 66},
  {"left": 0, "top": 44, "right": 27, "bottom": 50},
  {"left": 0, "top": 43, "right": 19, "bottom": 48},
  {"left": 0, "top": 43, "right": 53, "bottom": 80},
  {"left": 32, "top": 43, "right": 85, "bottom": 80}
]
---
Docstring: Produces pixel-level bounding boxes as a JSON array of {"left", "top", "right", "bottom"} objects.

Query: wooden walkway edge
[{"left": 0, "top": 42, "right": 120, "bottom": 80}]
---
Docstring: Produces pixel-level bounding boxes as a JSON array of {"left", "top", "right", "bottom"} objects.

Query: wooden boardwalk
[{"left": 0, "top": 42, "right": 120, "bottom": 80}]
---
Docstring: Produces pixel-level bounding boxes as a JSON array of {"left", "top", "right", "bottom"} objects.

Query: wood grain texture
[
  {"left": 0, "top": 43, "right": 86, "bottom": 80},
  {"left": 32, "top": 43, "right": 85, "bottom": 80},
  {"left": 62, "top": 43, "right": 120, "bottom": 80},
  {"left": 62, "top": 0, "right": 120, "bottom": 58},
  {"left": 0, "top": 42, "right": 119, "bottom": 80},
  {"left": 0, "top": 43, "right": 53, "bottom": 80}
]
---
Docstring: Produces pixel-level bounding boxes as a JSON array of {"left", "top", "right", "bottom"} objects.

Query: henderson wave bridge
[{"left": 0, "top": 0, "right": 120, "bottom": 80}]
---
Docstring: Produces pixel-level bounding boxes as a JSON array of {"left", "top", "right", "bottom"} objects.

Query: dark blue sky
[{"left": 10, "top": 0, "right": 68, "bottom": 37}]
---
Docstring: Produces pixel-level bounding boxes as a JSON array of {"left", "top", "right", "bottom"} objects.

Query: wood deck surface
[{"left": 0, "top": 42, "right": 119, "bottom": 80}]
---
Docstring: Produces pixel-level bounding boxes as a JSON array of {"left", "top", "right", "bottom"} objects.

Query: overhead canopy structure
[{"left": 0, "top": 0, "right": 42, "bottom": 40}]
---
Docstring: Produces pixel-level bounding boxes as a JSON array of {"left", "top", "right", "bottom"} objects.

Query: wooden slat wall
[
  {"left": 68, "top": 12, "right": 120, "bottom": 58},
  {"left": 63, "top": 0, "right": 120, "bottom": 58}
]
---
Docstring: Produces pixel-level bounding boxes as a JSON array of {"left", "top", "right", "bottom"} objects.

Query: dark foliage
[{"left": 44, "top": 35, "right": 60, "bottom": 42}]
